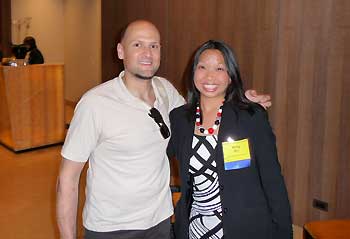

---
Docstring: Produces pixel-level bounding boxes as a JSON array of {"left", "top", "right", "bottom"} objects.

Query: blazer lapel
[
  {"left": 181, "top": 116, "right": 195, "bottom": 174},
  {"left": 218, "top": 104, "right": 241, "bottom": 143},
  {"left": 216, "top": 104, "right": 241, "bottom": 172}
]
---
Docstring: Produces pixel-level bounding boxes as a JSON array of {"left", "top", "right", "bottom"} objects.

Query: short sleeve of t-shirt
[{"left": 61, "top": 96, "right": 101, "bottom": 162}]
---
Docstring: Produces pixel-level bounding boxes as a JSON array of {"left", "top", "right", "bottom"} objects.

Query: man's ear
[{"left": 117, "top": 43, "right": 124, "bottom": 60}]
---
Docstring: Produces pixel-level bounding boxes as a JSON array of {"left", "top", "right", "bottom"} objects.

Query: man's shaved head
[
  {"left": 120, "top": 20, "right": 160, "bottom": 44},
  {"left": 117, "top": 20, "right": 161, "bottom": 80}
]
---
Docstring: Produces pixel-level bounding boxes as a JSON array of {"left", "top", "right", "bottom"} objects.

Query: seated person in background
[{"left": 23, "top": 36, "right": 44, "bottom": 64}]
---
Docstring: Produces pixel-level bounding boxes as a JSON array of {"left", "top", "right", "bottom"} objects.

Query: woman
[
  {"left": 23, "top": 36, "right": 44, "bottom": 64},
  {"left": 167, "top": 40, "right": 292, "bottom": 239}
]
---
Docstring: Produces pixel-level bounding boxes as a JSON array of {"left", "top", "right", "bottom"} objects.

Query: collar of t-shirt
[{"left": 113, "top": 70, "right": 165, "bottom": 111}]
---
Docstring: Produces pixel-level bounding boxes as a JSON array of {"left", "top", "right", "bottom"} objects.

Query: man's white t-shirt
[{"left": 61, "top": 71, "right": 185, "bottom": 232}]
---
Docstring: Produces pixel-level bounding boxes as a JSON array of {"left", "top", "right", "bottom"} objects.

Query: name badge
[{"left": 222, "top": 138, "right": 251, "bottom": 170}]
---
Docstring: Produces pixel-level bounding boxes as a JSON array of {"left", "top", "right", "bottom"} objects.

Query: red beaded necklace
[{"left": 195, "top": 102, "right": 223, "bottom": 135}]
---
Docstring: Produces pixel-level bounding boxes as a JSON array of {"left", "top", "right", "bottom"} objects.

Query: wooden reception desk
[{"left": 0, "top": 64, "right": 65, "bottom": 151}]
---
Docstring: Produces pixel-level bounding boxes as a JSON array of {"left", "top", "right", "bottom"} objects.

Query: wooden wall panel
[
  {"left": 335, "top": 0, "right": 350, "bottom": 218},
  {"left": 0, "top": 0, "right": 11, "bottom": 56},
  {"left": 272, "top": 0, "right": 350, "bottom": 225},
  {"left": 336, "top": 28, "right": 350, "bottom": 218},
  {"left": 167, "top": 0, "right": 219, "bottom": 94},
  {"left": 323, "top": 0, "right": 350, "bottom": 220},
  {"left": 101, "top": 0, "right": 350, "bottom": 226},
  {"left": 307, "top": 0, "right": 333, "bottom": 222},
  {"left": 167, "top": 0, "right": 280, "bottom": 94}
]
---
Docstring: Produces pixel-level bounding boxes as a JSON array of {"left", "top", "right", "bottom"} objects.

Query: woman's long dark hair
[{"left": 186, "top": 40, "right": 255, "bottom": 120}]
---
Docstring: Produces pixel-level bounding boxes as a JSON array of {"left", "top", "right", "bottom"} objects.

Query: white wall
[
  {"left": 11, "top": 0, "right": 64, "bottom": 63},
  {"left": 64, "top": 0, "right": 101, "bottom": 102},
  {"left": 11, "top": 0, "right": 102, "bottom": 102}
]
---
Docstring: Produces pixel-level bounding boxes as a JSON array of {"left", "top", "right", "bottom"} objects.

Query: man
[{"left": 56, "top": 20, "right": 271, "bottom": 239}]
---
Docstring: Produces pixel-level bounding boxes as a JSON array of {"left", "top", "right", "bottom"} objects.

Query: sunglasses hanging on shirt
[{"left": 148, "top": 108, "right": 170, "bottom": 139}]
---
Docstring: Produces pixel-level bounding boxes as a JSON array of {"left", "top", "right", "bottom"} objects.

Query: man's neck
[{"left": 122, "top": 72, "right": 156, "bottom": 106}]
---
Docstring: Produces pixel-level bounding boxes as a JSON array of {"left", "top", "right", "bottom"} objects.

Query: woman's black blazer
[{"left": 167, "top": 103, "right": 293, "bottom": 239}]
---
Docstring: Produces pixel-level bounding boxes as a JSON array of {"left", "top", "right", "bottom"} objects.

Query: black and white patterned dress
[{"left": 188, "top": 134, "right": 223, "bottom": 239}]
